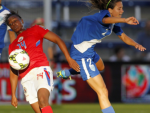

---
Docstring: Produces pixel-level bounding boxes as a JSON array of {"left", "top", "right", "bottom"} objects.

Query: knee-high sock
[
  {"left": 64, "top": 69, "right": 80, "bottom": 77},
  {"left": 102, "top": 106, "right": 115, "bottom": 113},
  {"left": 41, "top": 106, "right": 53, "bottom": 113}
]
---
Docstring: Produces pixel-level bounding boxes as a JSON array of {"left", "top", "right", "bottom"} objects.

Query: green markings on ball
[
  {"left": 20, "top": 50, "right": 28, "bottom": 55},
  {"left": 9, "top": 52, "right": 19, "bottom": 63},
  {"left": 19, "top": 63, "right": 28, "bottom": 69}
]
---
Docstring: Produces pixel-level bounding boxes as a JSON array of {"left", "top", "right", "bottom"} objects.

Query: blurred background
[{"left": 1, "top": 0, "right": 150, "bottom": 113}]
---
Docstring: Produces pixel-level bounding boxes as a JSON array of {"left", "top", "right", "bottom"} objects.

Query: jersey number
[
  {"left": 17, "top": 41, "right": 27, "bottom": 49},
  {"left": 87, "top": 58, "right": 95, "bottom": 71}
]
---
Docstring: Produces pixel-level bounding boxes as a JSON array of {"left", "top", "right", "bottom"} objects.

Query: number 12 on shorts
[{"left": 87, "top": 58, "right": 95, "bottom": 71}]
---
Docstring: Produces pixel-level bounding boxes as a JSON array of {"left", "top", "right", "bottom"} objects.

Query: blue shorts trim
[{"left": 44, "top": 68, "right": 50, "bottom": 86}]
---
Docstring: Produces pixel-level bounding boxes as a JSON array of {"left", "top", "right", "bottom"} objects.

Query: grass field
[{"left": 0, "top": 103, "right": 150, "bottom": 113}]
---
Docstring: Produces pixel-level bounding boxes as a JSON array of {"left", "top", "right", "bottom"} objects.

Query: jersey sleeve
[
  {"left": 7, "top": 26, "right": 13, "bottom": 31},
  {"left": 98, "top": 10, "right": 111, "bottom": 24},
  {"left": 35, "top": 25, "right": 49, "bottom": 38},
  {"left": 113, "top": 23, "right": 123, "bottom": 36}
]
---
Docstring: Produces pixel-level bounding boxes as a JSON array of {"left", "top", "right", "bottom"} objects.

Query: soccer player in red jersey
[{"left": 5, "top": 11, "right": 80, "bottom": 113}]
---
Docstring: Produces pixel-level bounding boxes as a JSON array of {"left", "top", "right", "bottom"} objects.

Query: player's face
[
  {"left": 7, "top": 15, "right": 24, "bottom": 33},
  {"left": 109, "top": 1, "right": 124, "bottom": 18}
]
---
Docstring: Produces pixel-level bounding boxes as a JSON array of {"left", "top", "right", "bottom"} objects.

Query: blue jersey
[
  {"left": 0, "top": 5, "right": 10, "bottom": 50},
  {"left": 70, "top": 10, "right": 123, "bottom": 59}
]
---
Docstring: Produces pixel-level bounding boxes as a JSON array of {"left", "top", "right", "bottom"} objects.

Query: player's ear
[
  {"left": 108, "top": 8, "right": 113, "bottom": 15},
  {"left": 21, "top": 19, "right": 24, "bottom": 28}
]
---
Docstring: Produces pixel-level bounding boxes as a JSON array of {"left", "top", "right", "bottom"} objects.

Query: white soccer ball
[{"left": 8, "top": 49, "right": 30, "bottom": 70}]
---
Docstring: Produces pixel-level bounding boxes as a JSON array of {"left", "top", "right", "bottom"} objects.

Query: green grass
[{"left": 0, "top": 103, "right": 150, "bottom": 113}]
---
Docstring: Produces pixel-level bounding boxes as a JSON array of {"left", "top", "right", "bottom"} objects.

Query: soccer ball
[{"left": 8, "top": 49, "right": 30, "bottom": 70}]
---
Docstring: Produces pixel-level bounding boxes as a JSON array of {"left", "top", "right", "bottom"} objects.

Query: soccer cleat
[{"left": 57, "top": 70, "right": 72, "bottom": 80}]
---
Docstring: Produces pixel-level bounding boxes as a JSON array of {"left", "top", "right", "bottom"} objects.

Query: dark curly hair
[
  {"left": 4, "top": 11, "right": 22, "bottom": 25},
  {"left": 87, "top": 0, "right": 122, "bottom": 10}
]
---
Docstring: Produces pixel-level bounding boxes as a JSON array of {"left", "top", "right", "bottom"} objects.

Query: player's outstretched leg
[
  {"left": 57, "top": 57, "right": 104, "bottom": 80},
  {"left": 38, "top": 88, "right": 53, "bottom": 113},
  {"left": 87, "top": 74, "right": 115, "bottom": 113}
]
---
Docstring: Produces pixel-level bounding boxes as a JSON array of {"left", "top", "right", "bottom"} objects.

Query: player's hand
[
  {"left": 135, "top": 44, "right": 146, "bottom": 51},
  {"left": 11, "top": 96, "right": 18, "bottom": 108},
  {"left": 125, "top": 17, "right": 139, "bottom": 25},
  {"left": 68, "top": 57, "right": 80, "bottom": 72}
]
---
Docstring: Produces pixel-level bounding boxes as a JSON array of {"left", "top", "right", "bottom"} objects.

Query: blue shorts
[{"left": 75, "top": 52, "right": 100, "bottom": 81}]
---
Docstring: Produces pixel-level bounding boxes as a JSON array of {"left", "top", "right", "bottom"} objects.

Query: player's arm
[
  {"left": 118, "top": 33, "right": 146, "bottom": 51},
  {"left": 8, "top": 30, "right": 16, "bottom": 43},
  {"left": 44, "top": 31, "right": 80, "bottom": 72},
  {"left": 102, "top": 17, "right": 139, "bottom": 25},
  {"left": 10, "top": 67, "right": 18, "bottom": 108}
]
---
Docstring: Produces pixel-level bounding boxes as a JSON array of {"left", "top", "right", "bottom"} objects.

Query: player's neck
[{"left": 16, "top": 29, "right": 26, "bottom": 35}]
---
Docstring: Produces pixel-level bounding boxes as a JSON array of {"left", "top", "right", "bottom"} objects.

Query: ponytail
[{"left": 87, "top": 0, "right": 122, "bottom": 10}]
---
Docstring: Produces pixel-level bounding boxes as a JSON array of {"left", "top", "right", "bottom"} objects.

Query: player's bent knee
[
  {"left": 38, "top": 96, "right": 49, "bottom": 108},
  {"left": 99, "top": 65, "right": 105, "bottom": 71}
]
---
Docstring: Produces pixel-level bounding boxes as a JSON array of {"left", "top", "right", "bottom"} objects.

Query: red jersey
[{"left": 9, "top": 25, "right": 50, "bottom": 78}]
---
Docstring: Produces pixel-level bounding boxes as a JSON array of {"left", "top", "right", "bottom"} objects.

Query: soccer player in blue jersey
[
  {"left": 0, "top": 0, "right": 16, "bottom": 58},
  {"left": 57, "top": 0, "right": 146, "bottom": 113}
]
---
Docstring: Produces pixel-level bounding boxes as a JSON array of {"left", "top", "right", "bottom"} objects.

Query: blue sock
[
  {"left": 102, "top": 106, "right": 115, "bottom": 113},
  {"left": 64, "top": 69, "right": 80, "bottom": 77},
  {"left": 69, "top": 68, "right": 80, "bottom": 75},
  {"left": 64, "top": 70, "right": 71, "bottom": 77}
]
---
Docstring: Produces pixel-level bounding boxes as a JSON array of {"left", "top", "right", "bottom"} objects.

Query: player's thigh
[
  {"left": 95, "top": 58, "right": 105, "bottom": 71},
  {"left": 30, "top": 102, "right": 41, "bottom": 113},
  {"left": 86, "top": 74, "right": 107, "bottom": 94},
  {"left": 38, "top": 88, "right": 50, "bottom": 99},
  {"left": 38, "top": 88, "right": 50, "bottom": 107},
  {"left": 93, "top": 52, "right": 104, "bottom": 71}
]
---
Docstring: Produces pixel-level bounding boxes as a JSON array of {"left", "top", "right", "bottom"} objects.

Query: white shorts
[{"left": 21, "top": 66, "right": 54, "bottom": 104}]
